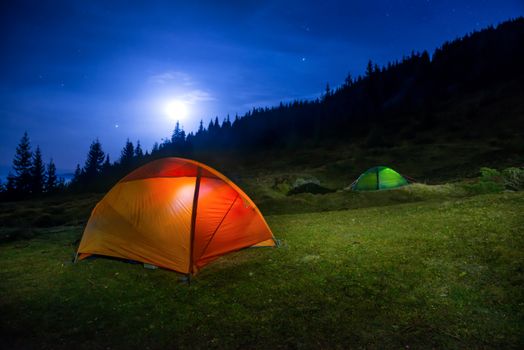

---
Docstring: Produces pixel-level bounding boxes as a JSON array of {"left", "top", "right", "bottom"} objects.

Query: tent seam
[{"left": 197, "top": 194, "right": 239, "bottom": 261}]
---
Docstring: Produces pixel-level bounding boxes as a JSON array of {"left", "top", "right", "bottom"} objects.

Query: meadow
[{"left": 1, "top": 174, "right": 523, "bottom": 349}]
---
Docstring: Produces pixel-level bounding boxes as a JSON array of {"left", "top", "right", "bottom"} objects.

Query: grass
[
  {"left": 256, "top": 183, "right": 471, "bottom": 215},
  {"left": 1, "top": 191, "right": 523, "bottom": 349}
]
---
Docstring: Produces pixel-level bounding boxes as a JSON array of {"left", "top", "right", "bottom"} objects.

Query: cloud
[
  {"left": 148, "top": 71, "right": 193, "bottom": 85},
  {"left": 181, "top": 89, "right": 216, "bottom": 104}
]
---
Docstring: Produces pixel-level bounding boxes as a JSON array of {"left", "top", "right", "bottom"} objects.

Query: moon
[{"left": 164, "top": 99, "right": 188, "bottom": 121}]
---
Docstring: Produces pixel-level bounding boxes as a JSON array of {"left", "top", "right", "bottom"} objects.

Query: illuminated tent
[
  {"left": 351, "top": 166, "right": 408, "bottom": 191},
  {"left": 76, "top": 157, "right": 275, "bottom": 275}
]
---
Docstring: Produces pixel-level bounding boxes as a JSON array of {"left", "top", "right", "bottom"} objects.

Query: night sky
[{"left": 1, "top": 0, "right": 522, "bottom": 176}]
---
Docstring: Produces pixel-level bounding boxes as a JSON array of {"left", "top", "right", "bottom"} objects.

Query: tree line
[
  {"left": 2, "top": 17, "right": 523, "bottom": 199},
  {"left": 1, "top": 132, "right": 65, "bottom": 198}
]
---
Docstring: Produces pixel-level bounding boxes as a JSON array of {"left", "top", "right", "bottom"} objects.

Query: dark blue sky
[{"left": 1, "top": 0, "right": 522, "bottom": 174}]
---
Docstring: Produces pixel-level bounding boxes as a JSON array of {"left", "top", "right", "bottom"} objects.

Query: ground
[{"left": 1, "top": 188, "right": 523, "bottom": 349}]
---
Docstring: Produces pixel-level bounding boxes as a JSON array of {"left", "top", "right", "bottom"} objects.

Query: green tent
[{"left": 351, "top": 166, "right": 408, "bottom": 191}]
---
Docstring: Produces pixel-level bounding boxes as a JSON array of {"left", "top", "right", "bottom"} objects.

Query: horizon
[{"left": 1, "top": 1, "right": 522, "bottom": 174}]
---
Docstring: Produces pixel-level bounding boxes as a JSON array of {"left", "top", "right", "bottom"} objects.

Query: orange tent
[{"left": 76, "top": 157, "right": 276, "bottom": 275}]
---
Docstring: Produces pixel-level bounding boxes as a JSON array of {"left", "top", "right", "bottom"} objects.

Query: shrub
[
  {"left": 462, "top": 167, "right": 520, "bottom": 195},
  {"left": 272, "top": 176, "right": 293, "bottom": 194},
  {"left": 479, "top": 167, "right": 503, "bottom": 182},
  {"left": 288, "top": 177, "right": 335, "bottom": 195},
  {"left": 272, "top": 176, "right": 335, "bottom": 196},
  {"left": 292, "top": 177, "right": 321, "bottom": 188},
  {"left": 288, "top": 182, "right": 335, "bottom": 195},
  {"left": 502, "top": 167, "right": 524, "bottom": 191},
  {"left": 463, "top": 167, "right": 501, "bottom": 194}
]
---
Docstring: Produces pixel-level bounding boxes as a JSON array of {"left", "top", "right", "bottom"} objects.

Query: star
[
  {"left": 301, "top": 57, "right": 306, "bottom": 62},
  {"left": 114, "top": 124, "right": 119, "bottom": 128}
]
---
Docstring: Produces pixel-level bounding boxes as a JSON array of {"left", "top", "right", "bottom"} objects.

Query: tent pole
[{"left": 188, "top": 167, "right": 202, "bottom": 279}]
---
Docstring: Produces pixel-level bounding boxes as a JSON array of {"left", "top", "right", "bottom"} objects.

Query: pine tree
[
  {"left": 324, "top": 82, "right": 331, "bottom": 99},
  {"left": 72, "top": 164, "right": 82, "bottom": 183},
  {"left": 134, "top": 140, "right": 144, "bottom": 158},
  {"left": 84, "top": 139, "right": 105, "bottom": 180},
  {"left": 186, "top": 132, "right": 194, "bottom": 148},
  {"left": 171, "top": 121, "right": 182, "bottom": 143},
  {"left": 223, "top": 115, "right": 232, "bottom": 129},
  {"left": 151, "top": 142, "right": 159, "bottom": 154},
  {"left": 365, "top": 59, "right": 374, "bottom": 77},
  {"left": 69, "top": 163, "right": 83, "bottom": 191},
  {"left": 45, "top": 158, "right": 58, "bottom": 193},
  {"left": 30, "top": 146, "right": 45, "bottom": 194},
  {"left": 102, "top": 154, "right": 111, "bottom": 170},
  {"left": 6, "top": 173, "right": 16, "bottom": 194},
  {"left": 197, "top": 119, "right": 205, "bottom": 135},
  {"left": 120, "top": 138, "right": 134, "bottom": 166},
  {"left": 344, "top": 73, "right": 353, "bottom": 87},
  {"left": 207, "top": 119, "right": 214, "bottom": 132},
  {"left": 12, "top": 131, "right": 33, "bottom": 194}
]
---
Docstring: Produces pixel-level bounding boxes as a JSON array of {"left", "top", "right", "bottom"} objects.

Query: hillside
[
  {"left": 65, "top": 18, "right": 524, "bottom": 194},
  {"left": 186, "top": 17, "right": 524, "bottom": 153}
]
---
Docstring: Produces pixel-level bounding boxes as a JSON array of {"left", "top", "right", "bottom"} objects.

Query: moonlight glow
[{"left": 164, "top": 99, "right": 188, "bottom": 121}]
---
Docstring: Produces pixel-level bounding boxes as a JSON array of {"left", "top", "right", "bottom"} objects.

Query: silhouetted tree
[
  {"left": 102, "top": 155, "right": 111, "bottom": 171},
  {"left": 30, "top": 146, "right": 45, "bottom": 194},
  {"left": 12, "top": 132, "right": 33, "bottom": 195},
  {"left": 135, "top": 140, "right": 144, "bottom": 158},
  {"left": 344, "top": 73, "right": 353, "bottom": 87},
  {"left": 84, "top": 139, "right": 105, "bottom": 180},
  {"left": 152, "top": 142, "right": 159, "bottom": 154},
  {"left": 71, "top": 164, "right": 83, "bottom": 184},
  {"left": 45, "top": 159, "right": 58, "bottom": 193},
  {"left": 171, "top": 121, "right": 186, "bottom": 144},
  {"left": 365, "top": 60, "right": 374, "bottom": 77},
  {"left": 222, "top": 115, "right": 232, "bottom": 129},
  {"left": 170, "top": 121, "right": 188, "bottom": 155},
  {"left": 5, "top": 173, "right": 16, "bottom": 193},
  {"left": 197, "top": 119, "right": 205, "bottom": 135},
  {"left": 323, "top": 82, "right": 332, "bottom": 101},
  {"left": 120, "top": 138, "right": 134, "bottom": 166}
]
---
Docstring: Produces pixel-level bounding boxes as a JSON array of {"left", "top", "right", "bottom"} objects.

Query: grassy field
[{"left": 1, "top": 189, "right": 523, "bottom": 349}]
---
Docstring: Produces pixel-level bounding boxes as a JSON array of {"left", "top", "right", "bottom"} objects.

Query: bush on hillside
[
  {"left": 463, "top": 167, "right": 524, "bottom": 194},
  {"left": 288, "top": 177, "right": 335, "bottom": 195},
  {"left": 273, "top": 175, "right": 335, "bottom": 195},
  {"left": 272, "top": 175, "right": 292, "bottom": 194},
  {"left": 502, "top": 167, "right": 524, "bottom": 191},
  {"left": 288, "top": 182, "right": 335, "bottom": 195}
]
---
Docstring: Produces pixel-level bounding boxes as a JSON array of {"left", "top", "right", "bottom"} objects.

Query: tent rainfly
[
  {"left": 76, "top": 157, "right": 276, "bottom": 276},
  {"left": 351, "top": 166, "right": 409, "bottom": 191}
]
